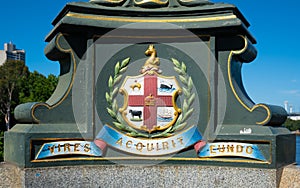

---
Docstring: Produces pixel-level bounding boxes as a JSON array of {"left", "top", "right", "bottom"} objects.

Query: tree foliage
[
  {"left": 0, "top": 60, "right": 58, "bottom": 130},
  {"left": 0, "top": 60, "right": 58, "bottom": 161},
  {"left": 0, "top": 60, "right": 29, "bottom": 130},
  {"left": 284, "top": 118, "right": 300, "bottom": 131},
  {"left": 19, "top": 71, "right": 58, "bottom": 103}
]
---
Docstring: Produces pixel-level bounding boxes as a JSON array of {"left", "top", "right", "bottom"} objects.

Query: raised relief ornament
[
  {"left": 35, "top": 45, "right": 267, "bottom": 161},
  {"left": 94, "top": 45, "right": 203, "bottom": 156}
]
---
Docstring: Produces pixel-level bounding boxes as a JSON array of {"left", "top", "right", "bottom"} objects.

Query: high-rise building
[{"left": 0, "top": 42, "right": 25, "bottom": 65}]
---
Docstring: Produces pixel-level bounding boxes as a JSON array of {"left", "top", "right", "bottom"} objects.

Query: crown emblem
[{"left": 145, "top": 94, "right": 156, "bottom": 106}]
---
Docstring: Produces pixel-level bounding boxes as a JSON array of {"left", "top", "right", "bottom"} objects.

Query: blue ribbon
[
  {"left": 96, "top": 125, "right": 202, "bottom": 156},
  {"left": 35, "top": 125, "right": 203, "bottom": 159}
]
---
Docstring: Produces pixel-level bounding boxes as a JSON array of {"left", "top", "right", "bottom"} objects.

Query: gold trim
[
  {"left": 66, "top": 13, "right": 237, "bottom": 23},
  {"left": 92, "top": 0, "right": 124, "bottom": 3},
  {"left": 31, "top": 33, "right": 77, "bottom": 122},
  {"left": 32, "top": 156, "right": 270, "bottom": 164},
  {"left": 227, "top": 36, "right": 271, "bottom": 125},
  {"left": 134, "top": 0, "right": 168, "bottom": 5},
  {"left": 93, "top": 34, "right": 211, "bottom": 39},
  {"left": 101, "top": 35, "right": 202, "bottom": 39},
  {"left": 31, "top": 137, "right": 272, "bottom": 164},
  {"left": 31, "top": 138, "right": 88, "bottom": 141},
  {"left": 30, "top": 137, "right": 271, "bottom": 164}
]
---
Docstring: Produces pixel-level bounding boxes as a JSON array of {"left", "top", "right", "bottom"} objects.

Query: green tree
[
  {"left": 19, "top": 71, "right": 58, "bottom": 103},
  {"left": 284, "top": 118, "right": 300, "bottom": 131},
  {"left": 0, "top": 60, "right": 29, "bottom": 130},
  {"left": 0, "top": 62, "right": 58, "bottom": 161}
]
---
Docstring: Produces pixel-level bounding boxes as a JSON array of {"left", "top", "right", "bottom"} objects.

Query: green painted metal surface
[{"left": 4, "top": 1, "right": 295, "bottom": 168}]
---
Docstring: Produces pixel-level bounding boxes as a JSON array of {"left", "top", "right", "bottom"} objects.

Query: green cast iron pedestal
[{"left": 4, "top": 0, "right": 295, "bottom": 168}]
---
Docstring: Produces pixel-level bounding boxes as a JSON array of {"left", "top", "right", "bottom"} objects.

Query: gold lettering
[
  {"left": 48, "top": 145, "right": 55, "bottom": 154},
  {"left": 156, "top": 143, "right": 162, "bottom": 151},
  {"left": 162, "top": 142, "right": 169, "bottom": 150},
  {"left": 147, "top": 143, "right": 154, "bottom": 151},
  {"left": 116, "top": 138, "right": 123, "bottom": 147},
  {"left": 236, "top": 145, "right": 243, "bottom": 153},
  {"left": 227, "top": 145, "right": 234, "bottom": 153},
  {"left": 210, "top": 145, "right": 216, "bottom": 154},
  {"left": 126, "top": 141, "right": 132, "bottom": 149},
  {"left": 84, "top": 144, "right": 90, "bottom": 152},
  {"left": 64, "top": 144, "right": 70, "bottom": 152},
  {"left": 218, "top": 145, "right": 225, "bottom": 152},
  {"left": 177, "top": 137, "right": 184, "bottom": 145},
  {"left": 136, "top": 142, "right": 143, "bottom": 152},
  {"left": 246, "top": 146, "right": 253, "bottom": 154},
  {"left": 171, "top": 140, "right": 176, "bottom": 148},
  {"left": 58, "top": 144, "right": 61, "bottom": 152},
  {"left": 74, "top": 143, "right": 80, "bottom": 152}
]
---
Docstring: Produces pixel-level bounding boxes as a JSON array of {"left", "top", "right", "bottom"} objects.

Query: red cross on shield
[{"left": 120, "top": 73, "right": 181, "bottom": 133}]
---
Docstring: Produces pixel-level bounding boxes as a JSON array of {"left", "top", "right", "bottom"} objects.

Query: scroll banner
[
  {"left": 198, "top": 142, "right": 267, "bottom": 161},
  {"left": 96, "top": 124, "right": 202, "bottom": 156},
  {"left": 35, "top": 141, "right": 102, "bottom": 160}
]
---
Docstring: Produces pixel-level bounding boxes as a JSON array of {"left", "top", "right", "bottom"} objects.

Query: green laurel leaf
[
  {"left": 174, "top": 67, "right": 183, "bottom": 75},
  {"left": 172, "top": 58, "right": 180, "bottom": 68},
  {"left": 188, "top": 93, "right": 195, "bottom": 105},
  {"left": 121, "top": 57, "right": 130, "bottom": 68},
  {"left": 108, "top": 76, "right": 113, "bottom": 88},
  {"left": 177, "top": 114, "right": 183, "bottom": 122},
  {"left": 173, "top": 122, "right": 187, "bottom": 131},
  {"left": 116, "top": 114, "right": 123, "bottom": 123},
  {"left": 113, "top": 122, "right": 123, "bottom": 130},
  {"left": 181, "top": 108, "right": 193, "bottom": 122},
  {"left": 107, "top": 108, "right": 116, "bottom": 118},
  {"left": 151, "top": 126, "right": 173, "bottom": 138},
  {"left": 114, "top": 75, "right": 122, "bottom": 85},
  {"left": 169, "top": 58, "right": 195, "bottom": 134},
  {"left": 183, "top": 100, "right": 188, "bottom": 113},
  {"left": 179, "top": 75, "right": 187, "bottom": 84},
  {"left": 115, "top": 62, "right": 120, "bottom": 76},
  {"left": 119, "top": 67, "right": 128, "bottom": 74},
  {"left": 105, "top": 92, "right": 111, "bottom": 103},
  {"left": 112, "top": 87, "right": 119, "bottom": 98},
  {"left": 181, "top": 62, "right": 187, "bottom": 73},
  {"left": 188, "top": 77, "right": 193, "bottom": 91},
  {"left": 112, "top": 100, "right": 118, "bottom": 112},
  {"left": 182, "top": 88, "right": 189, "bottom": 97}
]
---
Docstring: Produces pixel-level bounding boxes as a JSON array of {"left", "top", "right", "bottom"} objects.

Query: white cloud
[{"left": 281, "top": 90, "right": 300, "bottom": 96}]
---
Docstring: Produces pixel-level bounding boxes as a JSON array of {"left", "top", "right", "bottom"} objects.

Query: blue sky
[{"left": 0, "top": 0, "right": 299, "bottom": 111}]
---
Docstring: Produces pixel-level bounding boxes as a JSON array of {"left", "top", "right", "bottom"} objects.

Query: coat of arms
[
  {"left": 119, "top": 45, "right": 181, "bottom": 133},
  {"left": 95, "top": 44, "right": 203, "bottom": 156}
]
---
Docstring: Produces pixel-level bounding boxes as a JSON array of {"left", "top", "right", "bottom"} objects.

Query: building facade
[
  {"left": 0, "top": 42, "right": 25, "bottom": 65},
  {"left": 284, "top": 101, "right": 300, "bottom": 120}
]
